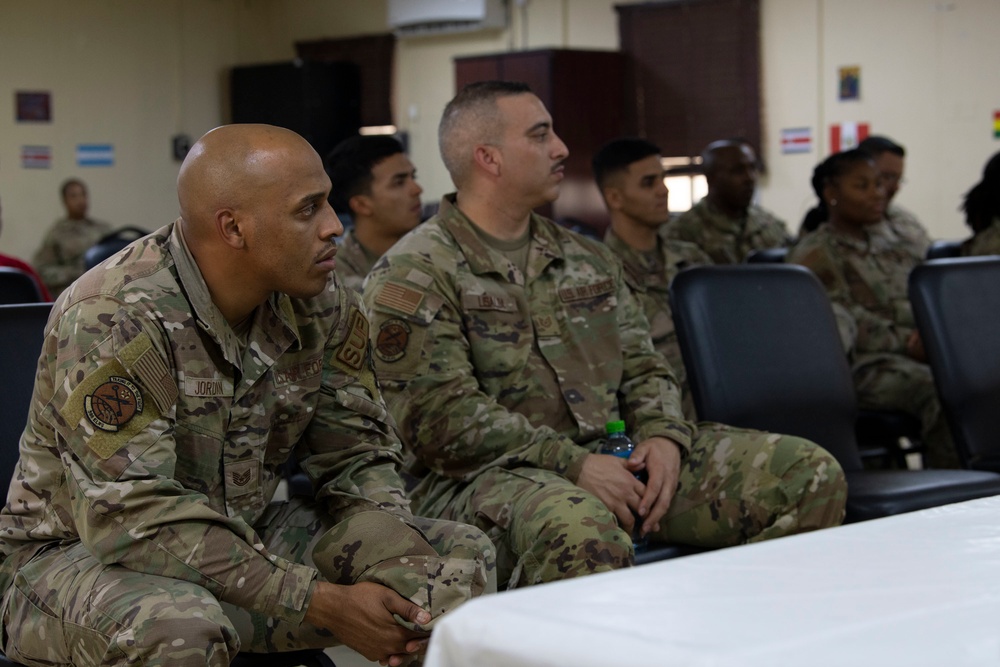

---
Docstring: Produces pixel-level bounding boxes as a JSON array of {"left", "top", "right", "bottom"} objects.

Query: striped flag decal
[{"left": 77, "top": 144, "right": 115, "bottom": 167}]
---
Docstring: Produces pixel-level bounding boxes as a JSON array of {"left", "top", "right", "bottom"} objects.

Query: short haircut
[
  {"left": 325, "top": 135, "right": 405, "bottom": 213},
  {"left": 591, "top": 137, "right": 661, "bottom": 190},
  {"left": 61, "top": 178, "right": 86, "bottom": 199},
  {"left": 858, "top": 135, "right": 905, "bottom": 159},
  {"left": 438, "top": 80, "right": 533, "bottom": 188}
]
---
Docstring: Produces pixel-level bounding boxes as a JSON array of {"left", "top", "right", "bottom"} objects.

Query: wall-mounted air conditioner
[{"left": 387, "top": 0, "right": 507, "bottom": 38}]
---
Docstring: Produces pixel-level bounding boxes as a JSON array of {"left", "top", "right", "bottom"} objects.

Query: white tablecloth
[{"left": 425, "top": 495, "right": 1000, "bottom": 667}]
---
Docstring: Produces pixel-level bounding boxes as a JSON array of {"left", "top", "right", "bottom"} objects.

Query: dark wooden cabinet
[{"left": 455, "top": 49, "right": 625, "bottom": 233}]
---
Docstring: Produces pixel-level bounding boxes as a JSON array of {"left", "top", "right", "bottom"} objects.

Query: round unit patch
[
  {"left": 376, "top": 318, "right": 411, "bottom": 363},
  {"left": 85, "top": 375, "right": 144, "bottom": 432}
]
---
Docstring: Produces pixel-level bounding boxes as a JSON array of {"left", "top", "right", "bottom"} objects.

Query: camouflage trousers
[
  {"left": 420, "top": 425, "right": 846, "bottom": 589},
  {"left": 854, "top": 354, "right": 959, "bottom": 468},
  {"left": 0, "top": 500, "right": 495, "bottom": 666}
]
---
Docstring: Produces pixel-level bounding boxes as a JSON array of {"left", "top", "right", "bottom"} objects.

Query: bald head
[
  {"left": 701, "top": 140, "right": 759, "bottom": 214},
  {"left": 177, "top": 124, "right": 320, "bottom": 240}
]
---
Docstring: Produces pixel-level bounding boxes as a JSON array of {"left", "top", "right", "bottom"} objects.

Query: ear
[
  {"left": 473, "top": 144, "right": 502, "bottom": 178},
  {"left": 822, "top": 180, "right": 837, "bottom": 207},
  {"left": 349, "top": 193, "right": 375, "bottom": 217},
  {"left": 216, "top": 208, "right": 246, "bottom": 250},
  {"left": 603, "top": 185, "right": 624, "bottom": 212}
]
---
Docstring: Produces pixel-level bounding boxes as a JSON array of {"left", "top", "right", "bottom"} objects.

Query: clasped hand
[{"left": 576, "top": 436, "right": 682, "bottom": 537}]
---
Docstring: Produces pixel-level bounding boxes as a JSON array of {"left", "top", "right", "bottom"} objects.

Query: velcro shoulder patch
[
  {"left": 332, "top": 306, "right": 369, "bottom": 373},
  {"left": 62, "top": 359, "right": 162, "bottom": 460},
  {"left": 115, "top": 331, "right": 178, "bottom": 414},
  {"left": 375, "top": 281, "right": 424, "bottom": 316}
]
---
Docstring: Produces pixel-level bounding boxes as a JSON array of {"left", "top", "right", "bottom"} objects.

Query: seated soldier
[
  {"left": 33, "top": 178, "right": 112, "bottom": 298},
  {"left": 592, "top": 137, "right": 711, "bottom": 420},
  {"left": 857, "top": 135, "right": 931, "bottom": 260},
  {"left": 665, "top": 139, "right": 789, "bottom": 263},
  {"left": 788, "top": 149, "right": 958, "bottom": 468},
  {"left": 364, "top": 81, "right": 847, "bottom": 590},
  {"left": 0, "top": 125, "right": 494, "bottom": 667},
  {"left": 959, "top": 151, "right": 1000, "bottom": 256},
  {"left": 327, "top": 135, "right": 424, "bottom": 292}
]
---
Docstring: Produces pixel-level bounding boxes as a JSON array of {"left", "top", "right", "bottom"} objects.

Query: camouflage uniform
[
  {"left": 665, "top": 199, "right": 790, "bottom": 264},
  {"left": 334, "top": 229, "right": 378, "bottom": 294},
  {"left": 960, "top": 216, "right": 1000, "bottom": 256},
  {"left": 0, "top": 222, "right": 494, "bottom": 666},
  {"left": 32, "top": 216, "right": 112, "bottom": 299},
  {"left": 363, "top": 195, "right": 846, "bottom": 590},
  {"left": 885, "top": 204, "right": 931, "bottom": 261},
  {"left": 603, "top": 227, "right": 711, "bottom": 420},
  {"left": 788, "top": 222, "right": 958, "bottom": 468}
]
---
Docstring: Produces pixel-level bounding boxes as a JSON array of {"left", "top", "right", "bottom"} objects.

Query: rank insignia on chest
[
  {"left": 376, "top": 318, "right": 411, "bottom": 363},
  {"left": 85, "top": 376, "right": 144, "bottom": 432}
]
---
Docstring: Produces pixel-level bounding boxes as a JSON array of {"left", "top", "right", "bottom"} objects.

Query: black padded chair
[
  {"left": 670, "top": 264, "right": 1000, "bottom": 523},
  {"left": 925, "top": 239, "right": 963, "bottom": 260},
  {"left": 744, "top": 247, "right": 788, "bottom": 264},
  {"left": 83, "top": 226, "right": 149, "bottom": 270},
  {"left": 0, "top": 303, "right": 51, "bottom": 667},
  {"left": 910, "top": 257, "right": 1000, "bottom": 472},
  {"left": 0, "top": 267, "right": 46, "bottom": 305}
]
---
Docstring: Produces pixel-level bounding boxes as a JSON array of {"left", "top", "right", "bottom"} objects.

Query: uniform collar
[
  {"left": 437, "top": 194, "right": 564, "bottom": 285},
  {"left": 168, "top": 220, "right": 301, "bottom": 370}
]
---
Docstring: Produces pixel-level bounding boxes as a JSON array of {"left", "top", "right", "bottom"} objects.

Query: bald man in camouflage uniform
[
  {"left": 666, "top": 141, "right": 790, "bottom": 264},
  {"left": 592, "top": 137, "right": 711, "bottom": 420},
  {"left": 0, "top": 125, "right": 493, "bottom": 667},
  {"left": 364, "top": 82, "right": 846, "bottom": 591}
]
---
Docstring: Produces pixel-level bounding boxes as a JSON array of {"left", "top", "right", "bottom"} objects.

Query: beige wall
[
  {"left": 2, "top": 0, "right": 998, "bottom": 260},
  {"left": 762, "top": 0, "right": 1000, "bottom": 238}
]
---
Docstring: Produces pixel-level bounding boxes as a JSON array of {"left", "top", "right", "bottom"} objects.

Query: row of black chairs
[{"left": 670, "top": 260, "right": 1000, "bottom": 523}]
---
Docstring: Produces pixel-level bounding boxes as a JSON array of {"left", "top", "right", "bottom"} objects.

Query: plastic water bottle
[{"left": 600, "top": 420, "right": 648, "bottom": 551}]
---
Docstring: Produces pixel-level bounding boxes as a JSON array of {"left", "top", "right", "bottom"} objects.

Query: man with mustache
[
  {"left": 0, "top": 124, "right": 493, "bottom": 666},
  {"left": 666, "top": 139, "right": 790, "bottom": 263},
  {"left": 364, "top": 82, "right": 847, "bottom": 590}
]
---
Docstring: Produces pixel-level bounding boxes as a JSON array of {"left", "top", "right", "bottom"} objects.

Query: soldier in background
[
  {"left": 327, "top": 135, "right": 424, "bottom": 293},
  {"left": 665, "top": 139, "right": 789, "bottom": 263},
  {"left": 364, "top": 81, "right": 846, "bottom": 591},
  {"left": 788, "top": 149, "right": 957, "bottom": 468},
  {"left": 0, "top": 125, "right": 493, "bottom": 667},
  {"left": 32, "top": 178, "right": 112, "bottom": 298},
  {"left": 592, "top": 137, "right": 711, "bottom": 420},
  {"left": 857, "top": 135, "right": 932, "bottom": 260},
  {"left": 959, "top": 151, "right": 1000, "bottom": 256}
]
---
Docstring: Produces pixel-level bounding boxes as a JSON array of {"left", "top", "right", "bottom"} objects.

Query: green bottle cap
[{"left": 606, "top": 420, "right": 626, "bottom": 434}]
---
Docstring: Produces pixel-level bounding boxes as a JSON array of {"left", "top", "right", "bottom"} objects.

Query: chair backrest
[
  {"left": 83, "top": 226, "right": 149, "bottom": 270},
  {"left": 670, "top": 264, "right": 864, "bottom": 470},
  {"left": 0, "top": 303, "right": 53, "bottom": 491},
  {"left": 0, "top": 267, "right": 45, "bottom": 304},
  {"left": 925, "top": 239, "right": 962, "bottom": 260},
  {"left": 909, "top": 257, "right": 1000, "bottom": 471},
  {"left": 744, "top": 247, "right": 788, "bottom": 264}
]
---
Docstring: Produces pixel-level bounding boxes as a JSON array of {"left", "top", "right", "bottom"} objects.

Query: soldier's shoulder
[
  {"left": 788, "top": 225, "right": 835, "bottom": 261},
  {"left": 63, "top": 228, "right": 175, "bottom": 307},
  {"left": 662, "top": 236, "right": 711, "bottom": 264}
]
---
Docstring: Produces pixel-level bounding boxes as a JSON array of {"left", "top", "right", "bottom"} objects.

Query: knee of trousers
[
  {"left": 510, "top": 484, "right": 632, "bottom": 585},
  {"left": 772, "top": 436, "right": 848, "bottom": 526},
  {"left": 127, "top": 598, "right": 240, "bottom": 665}
]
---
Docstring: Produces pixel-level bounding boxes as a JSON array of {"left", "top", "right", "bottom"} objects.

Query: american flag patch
[{"left": 375, "top": 281, "right": 424, "bottom": 315}]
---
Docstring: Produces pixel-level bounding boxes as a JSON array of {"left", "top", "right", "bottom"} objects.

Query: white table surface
[{"left": 425, "top": 495, "right": 1000, "bottom": 667}]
